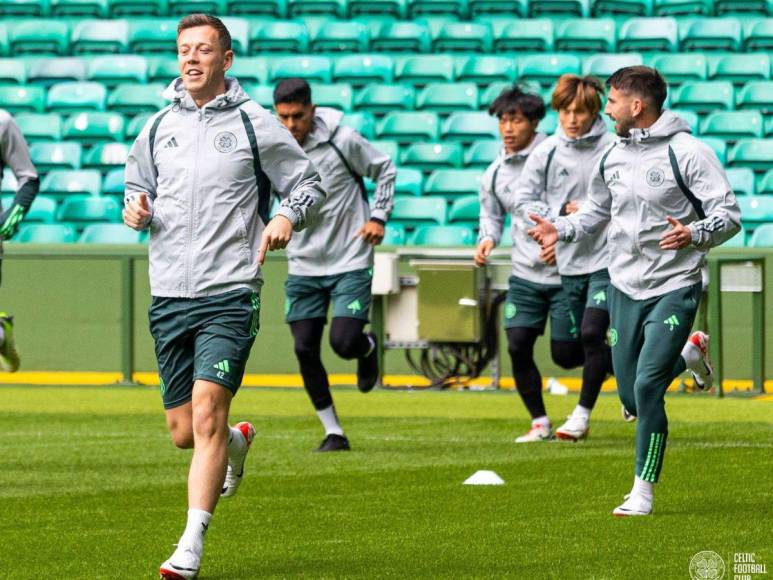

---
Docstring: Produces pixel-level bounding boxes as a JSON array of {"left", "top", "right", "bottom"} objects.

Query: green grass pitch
[{"left": 0, "top": 385, "right": 770, "bottom": 579}]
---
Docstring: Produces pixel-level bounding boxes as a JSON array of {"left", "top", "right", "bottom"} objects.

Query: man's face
[
  {"left": 275, "top": 101, "right": 315, "bottom": 145},
  {"left": 559, "top": 99, "right": 595, "bottom": 139},
  {"left": 499, "top": 111, "right": 537, "bottom": 154},
  {"left": 605, "top": 87, "right": 637, "bottom": 137},
  {"left": 177, "top": 25, "right": 232, "bottom": 98}
]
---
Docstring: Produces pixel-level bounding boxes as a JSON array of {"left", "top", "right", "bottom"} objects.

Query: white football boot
[
  {"left": 612, "top": 493, "right": 653, "bottom": 517},
  {"left": 686, "top": 331, "right": 713, "bottom": 390},
  {"left": 555, "top": 413, "right": 590, "bottom": 441},
  {"left": 221, "top": 421, "right": 255, "bottom": 498},
  {"left": 159, "top": 545, "right": 201, "bottom": 579},
  {"left": 515, "top": 423, "right": 554, "bottom": 443},
  {"left": 621, "top": 405, "right": 637, "bottom": 423}
]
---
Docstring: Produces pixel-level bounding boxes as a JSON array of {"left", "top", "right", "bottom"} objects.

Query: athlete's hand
[
  {"left": 659, "top": 216, "right": 692, "bottom": 250},
  {"left": 258, "top": 214, "right": 293, "bottom": 265},
  {"left": 527, "top": 214, "right": 558, "bottom": 248},
  {"left": 564, "top": 199, "right": 580, "bottom": 214},
  {"left": 123, "top": 192, "right": 151, "bottom": 231},
  {"left": 540, "top": 242, "right": 557, "bottom": 266},
  {"left": 355, "top": 220, "right": 385, "bottom": 245},
  {"left": 474, "top": 239, "right": 495, "bottom": 267}
]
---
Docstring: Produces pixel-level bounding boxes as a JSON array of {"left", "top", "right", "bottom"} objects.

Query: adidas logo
[
  {"left": 664, "top": 315, "right": 680, "bottom": 331},
  {"left": 347, "top": 299, "right": 362, "bottom": 314},
  {"left": 213, "top": 359, "right": 230, "bottom": 373},
  {"left": 592, "top": 290, "right": 606, "bottom": 305},
  {"left": 558, "top": 168, "right": 569, "bottom": 177},
  {"left": 608, "top": 170, "right": 621, "bottom": 184},
  {"left": 164, "top": 137, "right": 179, "bottom": 149}
]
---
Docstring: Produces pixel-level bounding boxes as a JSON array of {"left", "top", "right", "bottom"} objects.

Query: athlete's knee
[
  {"left": 551, "top": 340, "right": 584, "bottom": 369},
  {"left": 580, "top": 308, "right": 609, "bottom": 349},
  {"left": 191, "top": 395, "right": 228, "bottom": 442},
  {"left": 294, "top": 339, "right": 321, "bottom": 363},
  {"left": 506, "top": 327, "right": 537, "bottom": 361},
  {"left": 329, "top": 318, "right": 366, "bottom": 359},
  {"left": 170, "top": 427, "right": 194, "bottom": 449},
  {"left": 166, "top": 405, "right": 194, "bottom": 448}
]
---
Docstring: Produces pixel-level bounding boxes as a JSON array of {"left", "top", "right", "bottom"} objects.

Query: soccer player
[
  {"left": 0, "top": 110, "right": 39, "bottom": 373},
  {"left": 528, "top": 66, "right": 740, "bottom": 516},
  {"left": 273, "top": 78, "right": 396, "bottom": 452},
  {"left": 123, "top": 15, "right": 326, "bottom": 578},
  {"left": 474, "top": 85, "right": 584, "bottom": 443},
  {"left": 514, "top": 75, "right": 616, "bottom": 442}
]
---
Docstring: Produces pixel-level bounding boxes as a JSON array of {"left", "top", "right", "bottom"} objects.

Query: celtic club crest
[{"left": 214, "top": 131, "right": 237, "bottom": 153}]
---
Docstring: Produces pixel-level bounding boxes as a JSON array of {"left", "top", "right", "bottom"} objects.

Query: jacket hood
[
  {"left": 304, "top": 106, "right": 344, "bottom": 149},
  {"left": 163, "top": 76, "right": 250, "bottom": 112},
  {"left": 501, "top": 132, "right": 547, "bottom": 164},
  {"left": 623, "top": 110, "right": 691, "bottom": 145},
  {"left": 555, "top": 115, "right": 609, "bottom": 145}
]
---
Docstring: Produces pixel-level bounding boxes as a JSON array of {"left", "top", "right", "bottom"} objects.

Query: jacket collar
[{"left": 163, "top": 76, "right": 249, "bottom": 114}]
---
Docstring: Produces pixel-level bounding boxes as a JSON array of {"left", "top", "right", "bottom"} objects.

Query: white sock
[
  {"left": 572, "top": 405, "right": 591, "bottom": 421},
  {"left": 531, "top": 415, "right": 550, "bottom": 429},
  {"left": 227, "top": 426, "right": 246, "bottom": 460},
  {"left": 179, "top": 508, "right": 211, "bottom": 551},
  {"left": 632, "top": 476, "right": 654, "bottom": 502},
  {"left": 680, "top": 340, "right": 701, "bottom": 371},
  {"left": 317, "top": 405, "right": 344, "bottom": 436}
]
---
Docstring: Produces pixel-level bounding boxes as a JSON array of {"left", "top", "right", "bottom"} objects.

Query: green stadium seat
[
  {"left": 397, "top": 55, "right": 455, "bottom": 85},
  {"left": 464, "top": 139, "right": 499, "bottom": 168},
  {"left": 372, "top": 21, "right": 430, "bottom": 52},
  {"left": 749, "top": 224, "right": 773, "bottom": 247},
  {"left": 442, "top": 111, "right": 498, "bottom": 142},
  {"left": 529, "top": 0, "right": 591, "bottom": 17},
  {"left": 424, "top": 169, "right": 483, "bottom": 198},
  {"left": 726, "top": 168, "right": 756, "bottom": 196},
  {"left": 47, "top": 81, "right": 107, "bottom": 113},
  {"left": 288, "top": 0, "right": 346, "bottom": 16},
  {"left": 479, "top": 82, "right": 513, "bottom": 109},
  {"left": 30, "top": 142, "right": 82, "bottom": 171},
  {"left": 71, "top": 19, "right": 128, "bottom": 53},
  {"left": 309, "top": 83, "right": 353, "bottom": 112},
  {"left": 228, "top": 57, "right": 269, "bottom": 85},
  {"left": 0, "top": 0, "right": 49, "bottom": 16},
  {"left": 19, "top": 194, "right": 58, "bottom": 222},
  {"left": 369, "top": 139, "right": 400, "bottom": 162},
  {"left": 250, "top": 21, "right": 309, "bottom": 53},
  {"left": 17, "top": 223, "right": 77, "bottom": 243},
  {"left": 432, "top": 22, "right": 492, "bottom": 52},
  {"left": 408, "top": 0, "right": 468, "bottom": 17},
  {"left": 448, "top": 195, "right": 480, "bottom": 228},
  {"left": 333, "top": 55, "right": 393, "bottom": 86},
  {"left": 147, "top": 57, "right": 179, "bottom": 84},
  {"left": 702, "top": 111, "right": 764, "bottom": 141},
  {"left": 128, "top": 19, "right": 177, "bottom": 54},
  {"left": 654, "top": 0, "right": 712, "bottom": 14},
  {"left": 390, "top": 195, "right": 446, "bottom": 227},
  {"left": 108, "top": 0, "right": 165, "bottom": 15},
  {"left": 470, "top": 0, "right": 526, "bottom": 15},
  {"left": 167, "top": 0, "right": 226, "bottom": 15},
  {"left": 52, "top": 0, "right": 108, "bottom": 16},
  {"left": 0, "top": 58, "right": 27, "bottom": 84},
  {"left": 699, "top": 137, "right": 728, "bottom": 164},
  {"left": 766, "top": 116, "right": 773, "bottom": 137},
  {"left": 648, "top": 53, "right": 707, "bottom": 83},
  {"left": 125, "top": 113, "right": 151, "bottom": 140},
  {"left": 673, "top": 109, "right": 699, "bottom": 134},
  {"left": 87, "top": 55, "right": 148, "bottom": 87},
  {"left": 9, "top": 20, "right": 69, "bottom": 55},
  {"left": 62, "top": 111, "right": 125, "bottom": 144},
  {"left": 394, "top": 168, "right": 424, "bottom": 196},
  {"left": 682, "top": 19, "right": 743, "bottom": 52},
  {"left": 538, "top": 111, "right": 559, "bottom": 134},
  {"left": 355, "top": 84, "right": 415, "bottom": 114},
  {"left": 518, "top": 54, "right": 581, "bottom": 85},
  {"left": 311, "top": 20, "right": 369, "bottom": 53},
  {"left": 381, "top": 223, "right": 406, "bottom": 245},
  {"left": 242, "top": 84, "right": 273, "bottom": 108},
  {"left": 378, "top": 111, "right": 439, "bottom": 143},
  {"left": 758, "top": 170, "right": 773, "bottom": 194},
  {"left": 82, "top": 142, "right": 130, "bottom": 170},
  {"left": 593, "top": 0, "right": 653, "bottom": 15},
  {"left": 16, "top": 112, "right": 62, "bottom": 141},
  {"left": 341, "top": 112, "right": 377, "bottom": 139},
  {"left": 456, "top": 56, "right": 516, "bottom": 85},
  {"left": 744, "top": 19, "right": 773, "bottom": 50},
  {"left": 57, "top": 195, "right": 122, "bottom": 227},
  {"left": 717, "top": 0, "right": 773, "bottom": 14},
  {"left": 108, "top": 83, "right": 165, "bottom": 115},
  {"left": 672, "top": 81, "right": 735, "bottom": 113},
  {"left": 216, "top": 18, "right": 249, "bottom": 55},
  {"left": 737, "top": 195, "right": 773, "bottom": 223},
  {"left": 556, "top": 18, "right": 616, "bottom": 52},
  {"left": 417, "top": 83, "right": 478, "bottom": 113},
  {"left": 40, "top": 169, "right": 101, "bottom": 202},
  {"left": 729, "top": 139, "right": 773, "bottom": 170},
  {"left": 0, "top": 85, "right": 45, "bottom": 113},
  {"left": 721, "top": 227, "right": 745, "bottom": 247},
  {"left": 349, "top": 0, "right": 406, "bottom": 16},
  {"left": 736, "top": 81, "right": 773, "bottom": 112},
  {"left": 101, "top": 167, "right": 124, "bottom": 195},
  {"left": 494, "top": 19, "right": 553, "bottom": 51},
  {"left": 618, "top": 17, "right": 678, "bottom": 51},
  {"left": 583, "top": 53, "right": 644, "bottom": 77},
  {"left": 80, "top": 223, "right": 142, "bottom": 243},
  {"left": 709, "top": 53, "right": 770, "bottom": 84},
  {"left": 270, "top": 56, "right": 332, "bottom": 84},
  {"left": 409, "top": 224, "right": 475, "bottom": 245},
  {"left": 401, "top": 142, "right": 463, "bottom": 172}
]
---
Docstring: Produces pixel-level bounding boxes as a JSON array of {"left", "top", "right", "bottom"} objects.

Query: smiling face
[
  {"left": 177, "top": 25, "right": 233, "bottom": 106},
  {"left": 559, "top": 99, "right": 596, "bottom": 139},
  {"left": 605, "top": 87, "right": 639, "bottom": 138}
]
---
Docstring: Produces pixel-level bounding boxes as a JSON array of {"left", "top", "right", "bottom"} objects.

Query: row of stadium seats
[
  {"left": 1, "top": 17, "right": 772, "bottom": 55},
  {"left": 3, "top": 80, "right": 772, "bottom": 117},
  {"left": 0, "top": 0, "right": 770, "bottom": 18}
]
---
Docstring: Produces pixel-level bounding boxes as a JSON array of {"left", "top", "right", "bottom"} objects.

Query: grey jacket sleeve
[
  {"left": 342, "top": 129, "right": 396, "bottom": 224},
  {"left": 123, "top": 114, "right": 160, "bottom": 228},
  {"left": 251, "top": 109, "right": 326, "bottom": 231},
  {"left": 511, "top": 144, "right": 549, "bottom": 215},
  {"left": 555, "top": 160, "right": 612, "bottom": 242},
  {"left": 0, "top": 112, "right": 39, "bottom": 238},
  {"left": 677, "top": 141, "right": 742, "bottom": 250},
  {"left": 477, "top": 164, "right": 504, "bottom": 245}
]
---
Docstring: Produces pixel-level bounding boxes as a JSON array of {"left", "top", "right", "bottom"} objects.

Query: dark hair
[
  {"left": 551, "top": 74, "right": 604, "bottom": 115},
  {"left": 177, "top": 14, "right": 232, "bottom": 52},
  {"left": 606, "top": 66, "right": 667, "bottom": 112},
  {"left": 273, "top": 78, "right": 312, "bottom": 106},
  {"left": 488, "top": 84, "right": 545, "bottom": 122}
]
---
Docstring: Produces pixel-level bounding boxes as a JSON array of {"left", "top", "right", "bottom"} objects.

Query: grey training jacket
[
  {"left": 555, "top": 110, "right": 741, "bottom": 300},
  {"left": 478, "top": 133, "right": 560, "bottom": 285},
  {"left": 0, "top": 109, "right": 39, "bottom": 245},
  {"left": 125, "top": 78, "right": 326, "bottom": 298},
  {"left": 286, "top": 107, "right": 396, "bottom": 277},
  {"left": 514, "top": 116, "right": 615, "bottom": 276}
]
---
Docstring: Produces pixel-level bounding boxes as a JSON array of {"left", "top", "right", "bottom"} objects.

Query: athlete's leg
[
  {"left": 607, "top": 286, "right": 644, "bottom": 419},
  {"left": 578, "top": 307, "right": 611, "bottom": 411},
  {"left": 290, "top": 317, "right": 331, "bottom": 410},
  {"left": 329, "top": 317, "right": 370, "bottom": 360},
  {"left": 166, "top": 402, "right": 194, "bottom": 448},
  {"left": 506, "top": 326, "right": 546, "bottom": 419}
]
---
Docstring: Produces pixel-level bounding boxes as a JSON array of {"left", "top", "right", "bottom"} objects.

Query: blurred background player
[
  {"left": 123, "top": 15, "right": 325, "bottom": 578},
  {"left": 273, "top": 78, "right": 396, "bottom": 452},
  {"left": 529, "top": 66, "right": 740, "bottom": 517},
  {"left": 0, "top": 109, "right": 39, "bottom": 373},
  {"left": 514, "top": 75, "right": 616, "bottom": 442},
  {"left": 474, "top": 85, "right": 584, "bottom": 443}
]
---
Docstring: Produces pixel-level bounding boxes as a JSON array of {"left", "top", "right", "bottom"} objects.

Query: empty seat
[
  {"left": 464, "top": 139, "right": 500, "bottom": 168},
  {"left": 530, "top": 0, "right": 591, "bottom": 16},
  {"left": 349, "top": 0, "right": 406, "bottom": 16},
  {"left": 408, "top": 0, "right": 469, "bottom": 17},
  {"left": 726, "top": 167, "right": 756, "bottom": 196},
  {"left": 88, "top": 55, "right": 148, "bottom": 87},
  {"left": 41, "top": 169, "right": 102, "bottom": 201},
  {"left": 30, "top": 141, "right": 82, "bottom": 171},
  {"left": 28, "top": 58, "right": 87, "bottom": 86},
  {"left": 758, "top": 170, "right": 773, "bottom": 195},
  {"left": 242, "top": 84, "right": 273, "bottom": 108},
  {"left": 390, "top": 195, "right": 447, "bottom": 227},
  {"left": 709, "top": 54, "right": 771, "bottom": 83},
  {"left": 372, "top": 21, "right": 430, "bottom": 52},
  {"left": 448, "top": 194, "right": 480, "bottom": 228},
  {"left": 593, "top": 0, "right": 653, "bottom": 15},
  {"left": 729, "top": 139, "right": 773, "bottom": 171},
  {"left": 433, "top": 21, "right": 492, "bottom": 52},
  {"left": 355, "top": 84, "right": 415, "bottom": 114},
  {"left": 394, "top": 168, "right": 424, "bottom": 196},
  {"left": 699, "top": 137, "right": 728, "bottom": 164},
  {"left": 618, "top": 17, "right": 678, "bottom": 51},
  {"left": 737, "top": 195, "right": 773, "bottom": 223},
  {"left": 128, "top": 19, "right": 177, "bottom": 54},
  {"left": 101, "top": 167, "right": 125, "bottom": 195},
  {"left": 51, "top": 0, "right": 109, "bottom": 15},
  {"left": 312, "top": 20, "right": 369, "bottom": 53},
  {"left": 0, "top": 85, "right": 45, "bottom": 113},
  {"left": 456, "top": 56, "right": 516, "bottom": 85},
  {"left": 270, "top": 56, "right": 332, "bottom": 84},
  {"left": 736, "top": 81, "right": 773, "bottom": 113},
  {"left": 442, "top": 111, "right": 498, "bottom": 142},
  {"left": 71, "top": 19, "right": 128, "bottom": 53},
  {"left": 0, "top": 0, "right": 49, "bottom": 16},
  {"left": 57, "top": 195, "right": 122, "bottom": 226},
  {"left": 108, "top": 83, "right": 165, "bottom": 114},
  {"left": 556, "top": 18, "right": 616, "bottom": 52},
  {"left": 744, "top": 19, "right": 773, "bottom": 50},
  {"left": 17, "top": 223, "right": 77, "bottom": 243},
  {"left": 288, "top": 0, "right": 346, "bottom": 16},
  {"left": 147, "top": 57, "right": 179, "bottom": 85},
  {"left": 397, "top": 55, "right": 456, "bottom": 85},
  {"left": 518, "top": 54, "right": 581, "bottom": 85},
  {"left": 401, "top": 142, "right": 464, "bottom": 171},
  {"left": 673, "top": 109, "right": 699, "bottom": 134},
  {"left": 683, "top": 18, "right": 743, "bottom": 51},
  {"left": 9, "top": 20, "right": 69, "bottom": 55},
  {"left": 583, "top": 53, "right": 644, "bottom": 77},
  {"left": 250, "top": 21, "right": 309, "bottom": 53},
  {"left": 767, "top": 117, "right": 773, "bottom": 137},
  {"left": 480, "top": 82, "right": 516, "bottom": 109},
  {"left": 82, "top": 142, "right": 131, "bottom": 170},
  {"left": 217, "top": 17, "right": 249, "bottom": 55},
  {"left": 167, "top": 0, "right": 227, "bottom": 15},
  {"left": 424, "top": 169, "right": 483, "bottom": 197},
  {"left": 125, "top": 113, "right": 152, "bottom": 140},
  {"left": 470, "top": 0, "right": 527, "bottom": 15},
  {"left": 672, "top": 81, "right": 735, "bottom": 113},
  {"left": 19, "top": 194, "right": 58, "bottom": 223},
  {"left": 749, "top": 224, "right": 773, "bottom": 247},
  {"left": 494, "top": 18, "right": 553, "bottom": 51},
  {"left": 47, "top": 81, "right": 107, "bottom": 113},
  {"left": 341, "top": 112, "right": 377, "bottom": 139},
  {"left": 16, "top": 112, "right": 63, "bottom": 141},
  {"left": 381, "top": 223, "right": 407, "bottom": 245},
  {"left": 369, "top": 140, "right": 400, "bottom": 162},
  {"left": 80, "top": 223, "right": 143, "bottom": 243},
  {"left": 310, "top": 83, "right": 353, "bottom": 112},
  {"left": 654, "top": 0, "right": 712, "bottom": 14},
  {"left": 377, "top": 111, "right": 439, "bottom": 143},
  {"left": 702, "top": 111, "right": 764, "bottom": 141},
  {"left": 409, "top": 224, "right": 475, "bottom": 245},
  {"left": 108, "top": 0, "right": 166, "bottom": 15},
  {"left": 648, "top": 53, "right": 707, "bottom": 83},
  {"left": 333, "top": 54, "right": 393, "bottom": 85},
  {"left": 228, "top": 57, "right": 269, "bottom": 85},
  {"left": 716, "top": 0, "right": 771, "bottom": 14},
  {"left": 0, "top": 58, "right": 26, "bottom": 84},
  {"left": 226, "top": 0, "right": 286, "bottom": 16},
  {"left": 417, "top": 83, "right": 478, "bottom": 113},
  {"left": 62, "top": 111, "right": 125, "bottom": 144}
]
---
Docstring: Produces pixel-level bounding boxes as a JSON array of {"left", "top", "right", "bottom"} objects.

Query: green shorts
[
  {"left": 285, "top": 268, "right": 372, "bottom": 323},
  {"left": 149, "top": 288, "right": 261, "bottom": 409},
  {"left": 561, "top": 268, "right": 611, "bottom": 329},
  {"left": 504, "top": 275, "right": 578, "bottom": 341}
]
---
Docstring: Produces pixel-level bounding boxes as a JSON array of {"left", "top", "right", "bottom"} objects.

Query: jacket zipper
[
  {"left": 187, "top": 110, "right": 202, "bottom": 296},
  {"left": 630, "top": 146, "right": 643, "bottom": 291}
]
